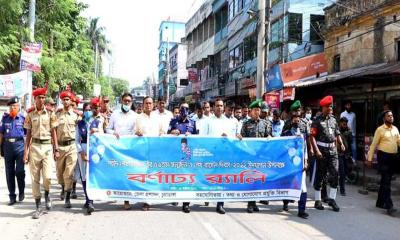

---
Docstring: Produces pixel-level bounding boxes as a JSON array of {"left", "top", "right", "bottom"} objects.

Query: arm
[
  {"left": 23, "top": 130, "right": 32, "bottom": 163},
  {"left": 367, "top": 128, "right": 381, "bottom": 162},
  {"left": 51, "top": 128, "right": 59, "bottom": 157},
  {"left": 105, "top": 113, "right": 115, "bottom": 134}
]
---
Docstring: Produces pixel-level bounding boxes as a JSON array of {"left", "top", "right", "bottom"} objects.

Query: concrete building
[{"left": 169, "top": 43, "right": 189, "bottom": 104}]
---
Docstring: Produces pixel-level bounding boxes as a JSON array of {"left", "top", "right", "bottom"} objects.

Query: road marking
[{"left": 201, "top": 221, "right": 224, "bottom": 240}]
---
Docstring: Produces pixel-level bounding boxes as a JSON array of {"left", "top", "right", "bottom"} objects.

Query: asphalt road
[{"left": 1, "top": 161, "right": 399, "bottom": 240}]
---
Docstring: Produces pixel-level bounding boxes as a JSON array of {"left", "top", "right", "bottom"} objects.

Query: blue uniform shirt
[
  {"left": 0, "top": 113, "right": 25, "bottom": 138},
  {"left": 77, "top": 118, "right": 102, "bottom": 143},
  {"left": 168, "top": 117, "right": 197, "bottom": 135}
]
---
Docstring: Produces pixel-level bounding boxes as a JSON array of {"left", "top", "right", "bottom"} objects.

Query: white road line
[{"left": 201, "top": 221, "right": 224, "bottom": 240}]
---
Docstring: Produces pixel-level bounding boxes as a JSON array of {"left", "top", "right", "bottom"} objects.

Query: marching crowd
[{"left": 1, "top": 85, "right": 399, "bottom": 220}]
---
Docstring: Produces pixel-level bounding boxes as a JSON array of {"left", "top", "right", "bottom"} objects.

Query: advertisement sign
[
  {"left": 88, "top": 135, "right": 304, "bottom": 202},
  {"left": 20, "top": 42, "right": 42, "bottom": 72},
  {"left": 264, "top": 91, "right": 281, "bottom": 110},
  {"left": 0, "top": 70, "right": 31, "bottom": 97},
  {"left": 265, "top": 65, "right": 283, "bottom": 92}
]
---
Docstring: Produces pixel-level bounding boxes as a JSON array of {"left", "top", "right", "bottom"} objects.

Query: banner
[
  {"left": 88, "top": 135, "right": 304, "bottom": 202},
  {"left": 0, "top": 70, "right": 31, "bottom": 97},
  {"left": 20, "top": 42, "right": 42, "bottom": 72},
  {"left": 264, "top": 91, "right": 280, "bottom": 110},
  {"left": 265, "top": 65, "right": 283, "bottom": 92}
]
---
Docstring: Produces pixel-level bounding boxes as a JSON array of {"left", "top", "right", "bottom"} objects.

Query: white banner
[{"left": 0, "top": 70, "right": 31, "bottom": 97}]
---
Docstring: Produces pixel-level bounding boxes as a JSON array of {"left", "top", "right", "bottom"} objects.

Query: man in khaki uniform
[
  {"left": 56, "top": 91, "right": 80, "bottom": 208},
  {"left": 23, "top": 87, "right": 59, "bottom": 219}
]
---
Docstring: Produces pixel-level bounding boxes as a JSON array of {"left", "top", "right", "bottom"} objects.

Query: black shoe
[
  {"left": 314, "top": 201, "right": 324, "bottom": 210},
  {"left": 182, "top": 205, "right": 191, "bottom": 213},
  {"left": 387, "top": 208, "right": 397, "bottom": 216},
  {"left": 18, "top": 193, "right": 25, "bottom": 202},
  {"left": 32, "top": 199, "right": 41, "bottom": 219},
  {"left": 216, "top": 205, "right": 226, "bottom": 214},
  {"left": 253, "top": 205, "right": 260, "bottom": 212},
  {"left": 328, "top": 199, "right": 340, "bottom": 212},
  {"left": 259, "top": 200, "right": 269, "bottom": 205},
  {"left": 87, "top": 201, "right": 95, "bottom": 214},
  {"left": 44, "top": 191, "right": 52, "bottom": 210},
  {"left": 204, "top": 202, "right": 209, "bottom": 206},
  {"left": 60, "top": 185, "right": 65, "bottom": 200},
  {"left": 8, "top": 199, "right": 17, "bottom": 206},
  {"left": 283, "top": 203, "right": 289, "bottom": 212},
  {"left": 171, "top": 202, "right": 178, "bottom": 206},
  {"left": 322, "top": 198, "right": 329, "bottom": 203},
  {"left": 298, "top": 211, "right": 309, "bottom": 219},
  {"left": 246, "top": 205, "right": 254, "bottom": 213},
  {"left": 71, "top": 190, "right": 77, "bottom": 199},
  {"left": 64, "top": 191, "right": 72, "bottom": 208}
]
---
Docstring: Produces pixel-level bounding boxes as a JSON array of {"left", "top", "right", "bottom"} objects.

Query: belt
[
  {"left": 4, "top": 137, "right": 24, "bottom": 143},
  {"left": 59, "top": 139, "right": 75, "bottom": 146},
  {"left": 32, "top": 139, "right": 52, "bottom": 144},
  {"left": 316, "top": 141, "right": 336, "bottom": 148}
]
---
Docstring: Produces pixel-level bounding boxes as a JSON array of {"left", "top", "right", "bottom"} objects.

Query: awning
[{"left": 285, "top": 62, "right": 400, "bottom": 88}]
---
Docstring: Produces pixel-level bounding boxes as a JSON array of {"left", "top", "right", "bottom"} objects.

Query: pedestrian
[
  {"left": 202, "top": 101, "right": 212, "bottom": 117},
  {"left": 173, "top": 106, "right": 180, "bottom": 119},
  {"left": 376, "top": 101, "right": 390, "bottom": 127},
  {"left": 55, "top": 91, "right": 81, "bottom": 208},
  {"left": 281, "top": 114, "right": 309, "bottom": 219},
  {"left": 136, "top": 103, "right": 143, "bottom": 114},
  {"left": 23, "top": 87, "right": 59, "bottom": 219},
  {"left": 338, "top": 117, "right": 352, "bottom": 196},
  {"left": 271, "top": 109, "right": 284, "bottom": 137},
  {"left": 192, "top": 103, "right": 207, "bottom": 135},
  {"left": 240, "top": 99, "right": 272, "bottom": 213},
  {"left": 204, "top": 98, "right": 241, "bottom": 214},
  {"left": 106, "top": 93, "right": 137, "bottom": 210},
  {"left": 241, "top": 105, "right": 250, "bottom": 120},
  {"left": 100, "top": 95, "right": 113, "bottom": 128},
  {"left": 168, "top": 102, "right": 197, "bottom": 213},
  {"left": 224, "top": 102, "right": 241, "bottom": 136},
  {"left": 310, "top": 95, "right": 345, "bottom": 212},
  {"left": 45, "top": 98, "right": 56, "bottom": 111},
  {"left": 0, "top": 97, "right": 26, "bottom": 205},
  {"left": 367, "top": 110, "right": 400, "bottom": 216},
  {"left": 340, "top": 101, "right": 357, "bottom": 161},
  {"left": 154, "top": 97, "right": 173, "bottom": 134},
  {"left": 304, "top": 107, "right": 313, "bottom": 122},
  {"left": 260, "top": 102, "right": 269, "bottom": 120}
]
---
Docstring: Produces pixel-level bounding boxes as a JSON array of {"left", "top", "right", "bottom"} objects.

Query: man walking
[
  {"left": 154, "top": 97, "right": 173, "bottom": 134},
  {"left": 310, "top": 96, "right": 345, "bottom": 212},
  {"left": 368, "top": 110, "right": 400, "bottom": 216},
  {"left": 0, "top": 97, "right": 26, "bottom": 205},
  {"left": 340, "top": 101, "right": 356, "bottom": 161},
  {"left": 23, "top": 87, "right": 59, "bottom": 219}
]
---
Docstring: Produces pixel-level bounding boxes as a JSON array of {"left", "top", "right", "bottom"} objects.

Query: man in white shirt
[
  {"left": 106, "top": 93, "right": 137, "bottom": 210},
  {"left": 192, "top": 103, "right": 208, "bottom": 135},
  {"left": 224, "top": 102, "right": 241, "bottom": 136},
  {"left": 153, "top": 97, "right": 173, "bottom": 134},
  {"left": 204, "top": 98, "right": 241, "bottom": 214},
  {"left": 340, "top": 101, "right": 357, "bottom": 160}
]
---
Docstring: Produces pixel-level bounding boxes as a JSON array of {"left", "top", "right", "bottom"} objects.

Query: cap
[
  {"left": 290, "top": 100, "right": 301, "bottom": 112},
  {"left": 320, "top": 95, "right": 333, "bottom": 107},
  {"left": 45, "top": 98, "right": 56, "bottom": 105},
  {"left": 32, "top": 87, "right": 47, "bottom": 97},
  {"left": 249, "top": 99, "right": 263, "bottom": 109},
  {"left": 91, "top": 97, "right": 101, "bottom": 107},
  {"left": 60, "top": 91, "right": 74, "bottom": 100},
  {"left": 7, "top": 96, "right": 19, "bottom": 106}
]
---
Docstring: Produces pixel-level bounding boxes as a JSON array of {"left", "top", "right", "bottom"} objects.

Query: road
[{"left": 0, "top": 160, "right": 399, "bottom": 240}]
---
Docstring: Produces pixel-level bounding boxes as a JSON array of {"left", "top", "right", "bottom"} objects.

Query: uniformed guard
[
  {"left": 310, "top": 95, "right": 345, "bottom": 212},
  {"left": 168, "top": 102, "right": 197, "bottom": 213},
  {"left": 55, "top": 91, "right": 81, "bottom": 208},
  {"left": 0, "top": 97, "right": 26, "bottom": 205},
  {"left": 241, "top": 99, "right": 272, "bottom": 213},
  {"left": 23, "top": 87, "right": 59, "bottom": 219}
]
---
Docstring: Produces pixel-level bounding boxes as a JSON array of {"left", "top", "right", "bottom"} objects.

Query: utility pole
[
  {"left": 165, "top": 26, "right": 170, "bottom": 106},
  {"left": 29, "top": 0, "right": 36, "bottom": 42},
  {"left": 256, "top": 0, "right": 271, "bottom": 99}
]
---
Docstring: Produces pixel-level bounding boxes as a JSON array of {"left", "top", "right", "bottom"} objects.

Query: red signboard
[
  {"left": 280, "top": 53, "right": 328, "bottom": 83},
  {"left": 280, "top": 87, "right": 295, "bottom": 101},
  {"left": 188, "top": 68, "right": 198, "bottom": 82}
]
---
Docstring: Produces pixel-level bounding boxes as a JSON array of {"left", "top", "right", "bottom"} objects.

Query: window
[
  {"left": 229, "top": 44, "right": 244, "bottom": 69},
  {"left": 229, "top": 49, "right": 235, "bottom": 69},
  {"left": 288, "top": 13, "right": 303, "bottom": 44},
  {"left": 209, "top": 16, "right": 214, "bottom": 37},
  {"left": 204, "top": 19, "right": 209, "bottom": 40},
  {"left": 310, "top": 14, "right": 325, "bottom": 45},
  {"left": 198, "top": 23, "right": 203, "bottom": 44},
  {"left": 244, "top": 34, "right": 257, "bottom": 61},
  {"left": 333, "top": 54, "right": 340, "bottom": 73}
]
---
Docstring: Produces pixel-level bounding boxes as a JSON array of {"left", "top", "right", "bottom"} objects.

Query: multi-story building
[
  {"left": 158, "top": 21, "right": 185, "bottom": 99},
  {"left": 169, "top": 43, "right": 189, "bottom": 105}
]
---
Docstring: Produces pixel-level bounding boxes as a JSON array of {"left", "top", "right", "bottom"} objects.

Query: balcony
[{"left": 187, "top": 36, "right": 215, "bottom": 67}]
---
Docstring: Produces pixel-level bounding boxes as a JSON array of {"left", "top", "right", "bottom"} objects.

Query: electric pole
[
  {"left": 29, "top": 0, "right": 36, "bottom": 42},
  {"left": 256, "top": 0, "right": 272, "bottom": 99}
]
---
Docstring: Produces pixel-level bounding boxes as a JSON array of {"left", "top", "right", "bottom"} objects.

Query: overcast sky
[{"left": 81, "top": 0, "right": 205, "bottom": 88}]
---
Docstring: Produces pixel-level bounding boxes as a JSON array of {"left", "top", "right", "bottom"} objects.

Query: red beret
[
  {"left": 32, "top": 88, "right": 48, "bottom": 97},
  {"left": 74, "top": 96, "right": 81, "bottom": 104},
  {"left": 320, "top": 95, "right": 333, "bottom": 107},
  {"left": 91, "top": 97, "right": 100, "bottom": 106},
  {"left": 60, "top": 91, "right": 74, "bottom": 100}
]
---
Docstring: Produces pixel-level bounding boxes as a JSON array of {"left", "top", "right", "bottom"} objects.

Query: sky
[{"left": 81, "top": 0, "right": 206, "bottom": 88}]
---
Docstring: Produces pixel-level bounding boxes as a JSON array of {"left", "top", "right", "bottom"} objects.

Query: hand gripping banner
[{"left": 87, "top": 135, "right": 304, "bottom": 202}]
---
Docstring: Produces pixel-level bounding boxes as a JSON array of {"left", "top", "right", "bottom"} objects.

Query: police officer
[
  {"left": 55, "top": 91, "right": 81, "bottom": 208},
  {"left": 241, "top": 99, "right": 272, "bottom": 213},
  {"left": 0, "top": 97, "right": 26, "bottom": 205},
  {"left": 168, "top": 102, "right": 197, "bottom": 213},
  {"left": 310, "top": 95, "right": 345, "bottom": 212},
  {"left": 23, "top": 87, "right": 59, "bottom": 219}
]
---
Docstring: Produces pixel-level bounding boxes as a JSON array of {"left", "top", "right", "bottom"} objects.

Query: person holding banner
[
  {"left": 23, "top": 87, "right": 59, "bottom": 219},
  {"left": 311, "top": 95, "right": 345, "bottom": 212},
  {"left": 204, "top": 98, "right": 241, "bottom": 214},
  {"left": 168, "top": 102, "right": 197, "bottom": 213},
  {"left": 241, "top": 99, "right": 272, "bottom": 213},
  {"left": 0, "top": 97, "right": 26, "bottom": 206},
  {"left": 281, "top": 114, "right": 309, "bottom": 219}
]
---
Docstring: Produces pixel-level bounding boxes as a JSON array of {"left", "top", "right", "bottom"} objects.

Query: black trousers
[
  {"left": 314, "top": 147, "right": 339, "bottom": 191},
  {"left": 376, "top": 151, "right": 397, "bottom": 210},
  {"left": 4, "top": 141, "right": 25, "bottom": 200},
  {"left": 338, "top": 155, "right": 348, "bottom": 193}
]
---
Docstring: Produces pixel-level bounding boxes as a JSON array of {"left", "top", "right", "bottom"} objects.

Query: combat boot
[
  {"left": 64, "top": 191, "right": 72, "bottom": 208},
  {"left": 87, "top": 200, "right": 95, "bottom": 214},
  {"left": 60, "top": 185, "right": 65, "bottom": 200},
  {"left": 44, "top": 191, "right": 52, "bottom": 210},
  {"left": 314, "top": 200, "right": 324, "bottom": 210},
  {"left": 32, "top": 198, "right": 41, "bottom": 219},
  {"left": 71, "top": 182, "right": 77, "bottom": 199},
  {"left": 328, "top": 199, "right": 340, "bottom": 212}
]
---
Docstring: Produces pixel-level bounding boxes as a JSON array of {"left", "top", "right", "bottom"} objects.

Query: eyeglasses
[{"left": 122, "top": 99, "right": 132, "bottom": 103}]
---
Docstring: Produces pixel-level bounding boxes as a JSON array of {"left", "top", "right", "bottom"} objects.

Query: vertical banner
[
  {"left": 88, "top": 135, "right": 304, "bottom": 202},
  {"left": 20, "top": 42, "right": 42, "bottom": 72}
]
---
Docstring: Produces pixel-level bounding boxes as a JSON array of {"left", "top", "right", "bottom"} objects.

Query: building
[
  {"left": 158, "top": 21, "right": 186, "bottom": 100},
  {"left": 131, "top": 88, "right": 147, "bottom": 105},
  {"left": 169, "top": 43, "right": 189, "bottom": 105}
]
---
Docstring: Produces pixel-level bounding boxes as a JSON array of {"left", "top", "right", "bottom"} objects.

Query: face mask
[
  {"left": 305, "top": 114, "right": 312, "bottom": 120},
  {"left": 9, "top": 109, "right": 18, "bottom": 118},
  {"left": 121, "top": 104, "right": 130, "bottom": 113},
  {"left": 84, "top": 111, "right": 93, "bottom": 120}
]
